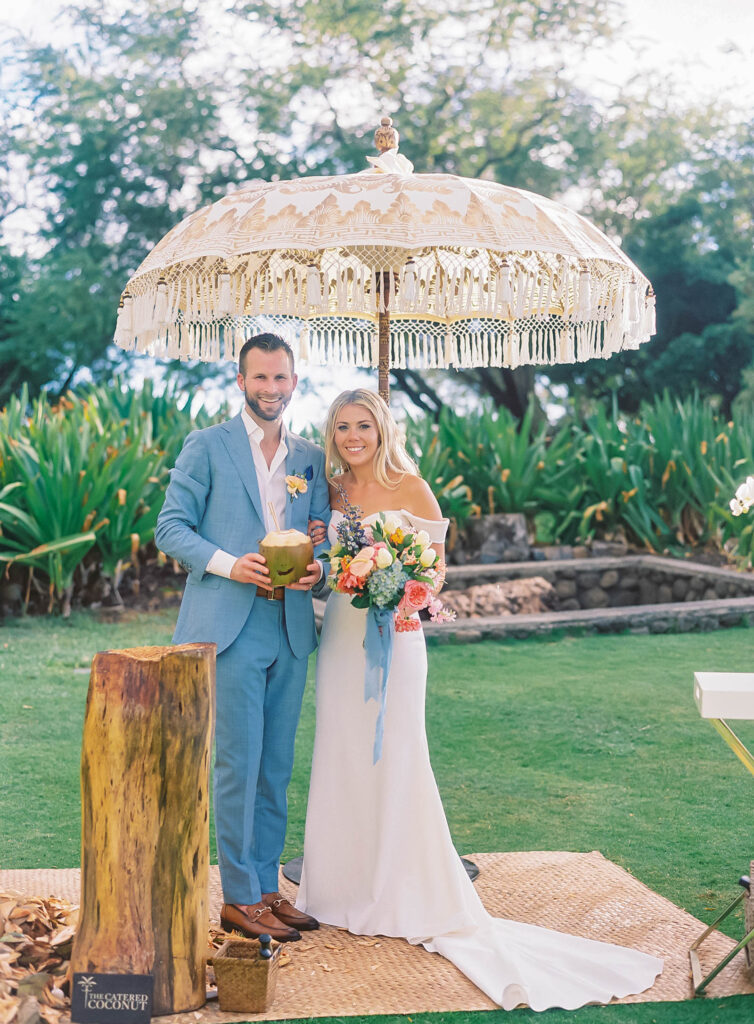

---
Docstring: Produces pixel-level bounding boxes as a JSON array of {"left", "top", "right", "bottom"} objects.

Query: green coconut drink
[{"left": 258, "top": 529, "right": 314, "bottom": 586}]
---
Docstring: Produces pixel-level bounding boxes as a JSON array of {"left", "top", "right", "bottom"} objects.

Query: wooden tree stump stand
[{"left": 71, "top": 643, "right": 215, "bottom": 1014}]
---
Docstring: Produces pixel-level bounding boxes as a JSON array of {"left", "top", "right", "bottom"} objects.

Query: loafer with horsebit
[
  {"left": 262, "top": 891, "right": 319, "bottom": 931},
  {"left": 220, "top": 901, "right": 301, "bottom": 942}
]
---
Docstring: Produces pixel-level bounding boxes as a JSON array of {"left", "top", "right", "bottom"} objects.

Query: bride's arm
[{"left": 398, "top": 475, "right": 448, "bottom": 574}]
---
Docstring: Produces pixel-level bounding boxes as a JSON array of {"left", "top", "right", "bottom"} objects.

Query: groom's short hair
[{"left": 239, "top": 334, "right": 295, "bottom": 375}]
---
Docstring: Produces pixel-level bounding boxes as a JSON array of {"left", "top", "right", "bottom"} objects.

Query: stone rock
[
  {"left": 611, "top": 590, "right": 640, "bottom": 607},
  {"left": 559, "top": 598, "right": 581, "bottom": 612},
  {"left": 672, "top": 578, "right": 688, "bottom": 600},
  {"left": 572, "top": 546, "right": 589, "bottom": 559},
  {"left": 582, "top": 586, "right": 610, "bottom": 609},
  {"left": 590, "top": 539, "right": 629, "bottom": 557},
  {"left": 555, "top": 579, "right": 577, "bottom": 598},
  {"left": 578, "top": 572, "right": 601, "bottom": 588},
  {"left": 442, "top": 577, "right": 557, "bottom": 617},
  {"left": 0, "top": 581, "right": 23, "bottom": 612},
  {"left": 620, "top": 574, "right": 639, "bottom": 588},
  {"left": 599, "top": 570, "right": 619, "bottom": 588},
  {"left": 649, "top": 619, "right": 670, "bottom": 633},
  {"left": 474, "top": 513, "right": 531, "bottom": 564},
  {"left": 720, "top": 613, "right": 744, "bottom": 627},
  {"left": 446, "top": 516, "right": 528, "bottom": 565},
  {"left": 539, "top": 545, "right": 573, "bottom": 560},
  {"left": 639, "top": 581, "right": 658, "bottom": 604},
  {"left": 657, "top": 583, "right": 673, "bottom": 603}
]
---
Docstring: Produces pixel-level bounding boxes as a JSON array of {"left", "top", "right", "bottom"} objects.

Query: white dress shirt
[{"left": 205, "top": 407, "right": 289, "bottom": 578}]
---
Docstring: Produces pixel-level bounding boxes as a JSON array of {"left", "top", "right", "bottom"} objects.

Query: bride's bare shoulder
[{"left": 395, "top": 473, "right": 443, "bottom": 520}]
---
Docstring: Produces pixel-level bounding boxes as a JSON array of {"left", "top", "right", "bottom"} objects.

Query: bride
[{"left": 297, "top": 388, "right": 662, "bottom": 1012}]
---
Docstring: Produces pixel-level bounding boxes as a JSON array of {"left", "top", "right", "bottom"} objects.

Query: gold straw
[{"left": 268, "top": 501, "right": 281, "bottom": 532}]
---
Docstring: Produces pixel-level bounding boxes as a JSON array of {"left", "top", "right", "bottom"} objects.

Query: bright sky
[
  {"left": 586, "top": 0, "right": 754, "bottom": 105},
  {"left": 2, "top": 0, "right": 753, "bottom": 104}
]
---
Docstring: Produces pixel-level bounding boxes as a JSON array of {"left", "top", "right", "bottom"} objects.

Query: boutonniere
[{"left": 285, "top": 465, "right": 313, "bottom": 501}]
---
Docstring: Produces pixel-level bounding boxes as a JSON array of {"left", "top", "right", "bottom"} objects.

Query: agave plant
[{"left": 403, "top": 416, "right": 475, "bottom": 526}]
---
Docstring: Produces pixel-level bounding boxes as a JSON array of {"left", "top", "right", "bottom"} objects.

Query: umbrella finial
[
  {"left": 375, "top": 116, "right": 399, "bottom": 154},
  {"left": 368, "top": 117, "right": 413, "bottom": 176}
]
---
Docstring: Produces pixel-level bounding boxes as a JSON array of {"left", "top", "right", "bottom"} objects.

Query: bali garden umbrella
[{"left": 114, "top": 118, "right": 655, "bottom": 402}]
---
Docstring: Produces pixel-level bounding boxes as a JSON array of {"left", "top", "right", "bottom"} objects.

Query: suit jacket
[{"left": 154, "top": 412, "right": 331, "bottom": 658}]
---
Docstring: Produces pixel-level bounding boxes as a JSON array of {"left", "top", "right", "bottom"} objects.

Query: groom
[{"left": 155, "top": 333, "right": 330, "bottom": 942}]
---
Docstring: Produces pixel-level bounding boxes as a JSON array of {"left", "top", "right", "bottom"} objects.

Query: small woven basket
[{"left": 211, "top": 937, "right": 280, "bottom": 1013}]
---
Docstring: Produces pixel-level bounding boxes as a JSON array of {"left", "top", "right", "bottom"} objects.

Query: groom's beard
[{"left": 244, "top": 389, "right": 291, "bottom": 422}]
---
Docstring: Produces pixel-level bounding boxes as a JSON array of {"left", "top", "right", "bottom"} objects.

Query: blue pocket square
[{"left": 304, "top": 464, "right": 313, "bottom": 481}]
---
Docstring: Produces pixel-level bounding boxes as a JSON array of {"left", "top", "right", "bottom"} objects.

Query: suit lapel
[
  {"left": 284, "top": 435, "right": 305, "bottom": 529},
  {"left": 220, "top": 414, "right": 264, "bottom": 524}
]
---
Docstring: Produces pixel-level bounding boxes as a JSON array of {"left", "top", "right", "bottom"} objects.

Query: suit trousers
[{"left": 214, "top": 595, "right": 309, "bottom": 903}]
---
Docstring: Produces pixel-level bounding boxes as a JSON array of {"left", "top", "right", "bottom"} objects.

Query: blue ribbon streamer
[{"left": 363, "top": 606, "right": 395, "bottom": 764}]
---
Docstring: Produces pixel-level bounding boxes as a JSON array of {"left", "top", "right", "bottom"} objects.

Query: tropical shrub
[
  {"left": 0, "top": 382, "right": 224, "bottom": 614},
  {"left": 3, "top": 384, "right": 754, "bottom": 616}
]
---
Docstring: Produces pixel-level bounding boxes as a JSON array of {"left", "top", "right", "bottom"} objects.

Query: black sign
[{"left": 71, "top": 973, "right": 153, "bottom": 1024}]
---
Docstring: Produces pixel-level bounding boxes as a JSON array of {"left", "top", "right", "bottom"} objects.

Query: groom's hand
[
  {"left": 287, "top": 561, "right": 323, "bottom": 590},
  {"left": 230, "top": 552, "right": 272, "bottom": 588}
]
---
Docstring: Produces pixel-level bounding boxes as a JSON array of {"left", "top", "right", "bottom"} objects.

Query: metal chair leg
[{"left": 689, "top": 888, "right": 753, "bottom": 995}]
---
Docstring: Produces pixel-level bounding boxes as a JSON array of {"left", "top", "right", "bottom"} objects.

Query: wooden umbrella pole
[{"left": 377, "top": 270, "right": 391, "bottom": 404}]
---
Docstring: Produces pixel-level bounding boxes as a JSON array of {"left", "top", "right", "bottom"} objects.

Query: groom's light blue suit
[{"left": 155, "top": 411, "right": 330, "bottom": 903}]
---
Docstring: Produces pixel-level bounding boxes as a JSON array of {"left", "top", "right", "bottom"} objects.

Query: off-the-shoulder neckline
[{"left": 330, "top": 508, "right": 449, "bottom": 524}]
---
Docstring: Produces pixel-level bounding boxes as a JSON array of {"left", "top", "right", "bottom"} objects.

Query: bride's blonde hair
[{"left": 324, "top": 389, "right": 419, "bottom": 489}]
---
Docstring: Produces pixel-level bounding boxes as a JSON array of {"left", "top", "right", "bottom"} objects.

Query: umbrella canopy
[{"left": 114, "top": 119, "right": 655, "bottom": 399}]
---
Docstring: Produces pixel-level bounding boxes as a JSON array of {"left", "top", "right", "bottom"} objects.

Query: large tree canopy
[{"left": 0, "top": 0, "right": 751, "bottom": 414}]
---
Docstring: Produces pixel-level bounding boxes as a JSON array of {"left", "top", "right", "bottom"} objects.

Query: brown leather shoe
[
  {"left": 220, "top": 901, "right": 301, "bottom": 942},
  {"left": 262, "top": 891, "right": 319, "bottom": 931}
]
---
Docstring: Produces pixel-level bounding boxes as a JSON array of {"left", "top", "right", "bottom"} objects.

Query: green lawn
[{"left": 2, "top": 610, "right": 754, "bottom": 1023}]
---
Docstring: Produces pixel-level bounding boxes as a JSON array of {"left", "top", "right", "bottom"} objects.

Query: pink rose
[{"left": 402, "top": 579, "right": 431, "bottom": 612}]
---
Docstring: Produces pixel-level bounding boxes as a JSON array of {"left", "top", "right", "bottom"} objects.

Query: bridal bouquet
[
  {"left": 325, "top": 495, "right": 454, "bottom": 763},
  {"left": 325, "top": 500, "right": 455, "bottom": 631}
]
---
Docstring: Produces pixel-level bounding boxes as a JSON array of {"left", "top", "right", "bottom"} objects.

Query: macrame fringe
[{"left": 114, "top": 256, "right": 656, "bottom": 367}]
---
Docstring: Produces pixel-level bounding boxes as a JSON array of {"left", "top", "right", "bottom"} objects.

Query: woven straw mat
[{"left": 2, "top": 850, "right": 752, "bottom": 1020}]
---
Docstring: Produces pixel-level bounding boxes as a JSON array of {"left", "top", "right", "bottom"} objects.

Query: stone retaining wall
[
  {"left": 443, "top": 555, "right": 754, "bottom": 612},
  {"left": 313, "top": 556, "right": 754, "bottom": 643}
]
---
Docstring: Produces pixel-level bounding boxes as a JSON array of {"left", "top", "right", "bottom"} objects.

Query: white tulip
[
  {"left": 415, "top": 530, "right": 431, "bottom": 550},
  {"left": 375, "top": 548, "right": 393, "bottom": 569},
  {"left": 419, "top": 547, "right": 437, "bottom": 567},
  {"left": 382, "top": 513, "right": 401, "bottom": 534}
]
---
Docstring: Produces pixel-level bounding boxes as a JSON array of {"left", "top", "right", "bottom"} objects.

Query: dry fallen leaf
[{"left": 0, "top": 892, "right": 247, "bottom": 1024}]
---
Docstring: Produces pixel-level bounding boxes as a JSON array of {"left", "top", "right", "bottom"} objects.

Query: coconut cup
[{"left": 258, "top": 529, "right": 314, "bottom": 587}]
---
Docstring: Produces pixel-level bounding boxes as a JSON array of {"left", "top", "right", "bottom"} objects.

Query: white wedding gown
[{"left": 298, "top": 510, "right": 662, "bottom": 1011}]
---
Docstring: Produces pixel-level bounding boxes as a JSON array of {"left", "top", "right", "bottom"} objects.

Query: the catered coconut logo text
[
  {"left": 78, "top": 977, "right": 149, "bottom": 1012},
  {"left": 71, "top": 972, "right": 153, "bottom": 1024}
]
